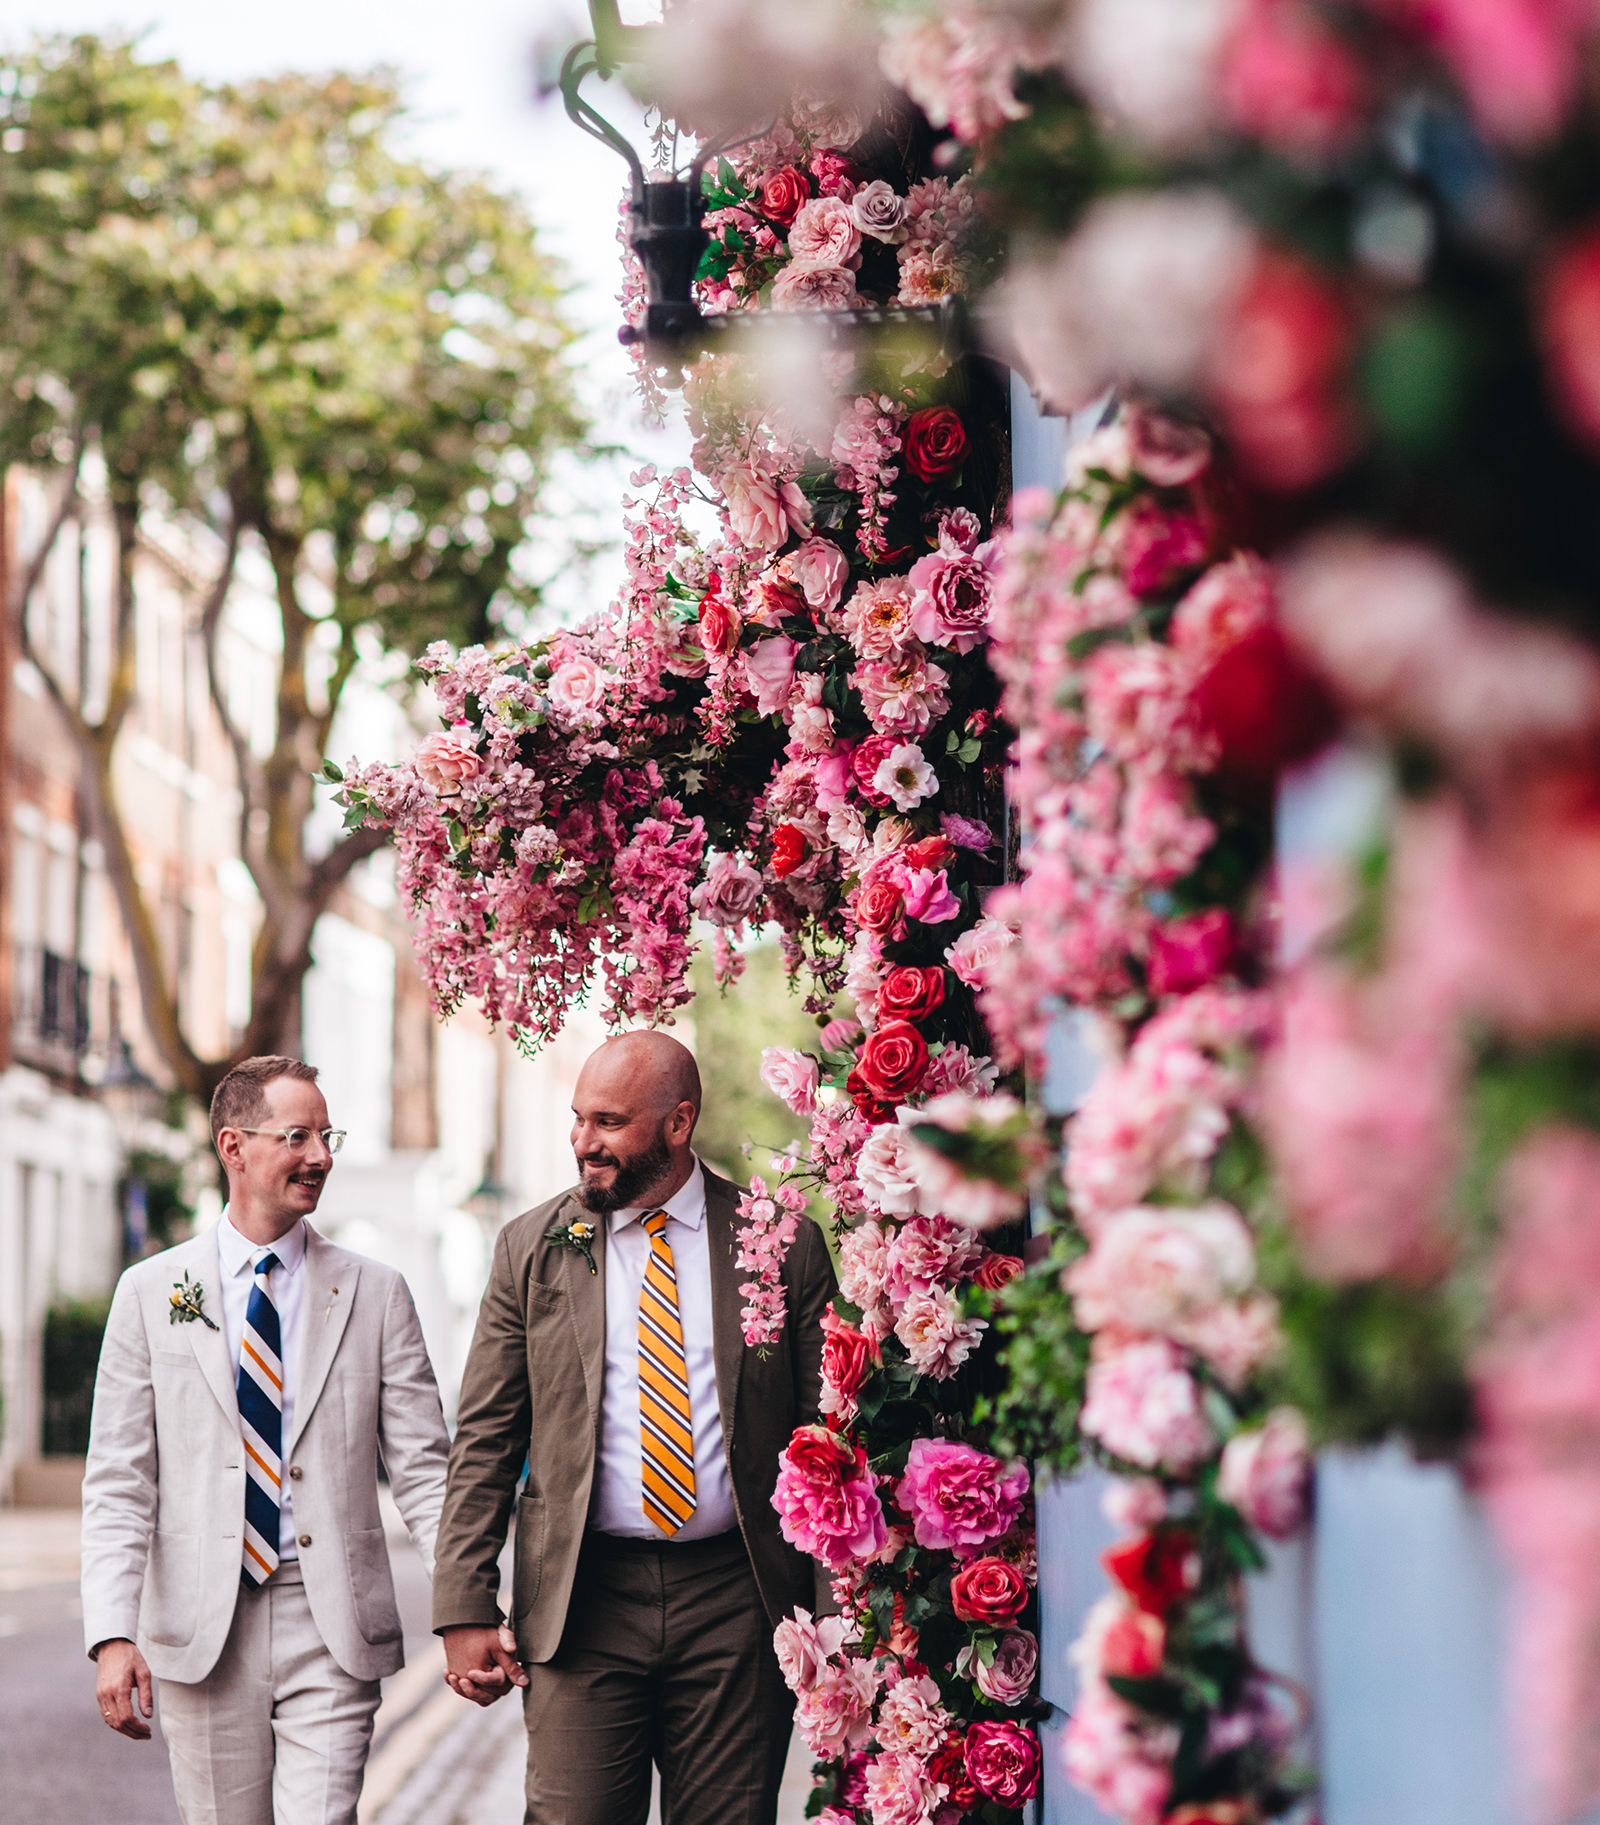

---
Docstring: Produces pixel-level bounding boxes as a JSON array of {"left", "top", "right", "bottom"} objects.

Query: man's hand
[
  {"left": 95, "top": 1638, "right": 153, "bottom": 1740},
  {"left": 442, "top": 1622, "right": 527, "bottom": 1706}
]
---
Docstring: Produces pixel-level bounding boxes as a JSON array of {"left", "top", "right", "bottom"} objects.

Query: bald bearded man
[{"left": 431, "top": 1033, "right": 836, "bottom": 1825}]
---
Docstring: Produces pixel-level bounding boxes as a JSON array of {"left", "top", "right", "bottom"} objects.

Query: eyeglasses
[{"left": 234, "top": 1127, "right": 347, "bottom": 1155}]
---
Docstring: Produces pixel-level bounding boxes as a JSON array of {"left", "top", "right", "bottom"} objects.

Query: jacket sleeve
[
  {"left": 375, "top": 1272, "right": 451, "bottom": 1576},
  {"left": 790, "top": 1216, "right": 836, "bottom": 1435},
  {"left": 430, "top": 1223, "right": 533, "bottom": 1633},
  {"left": 79, "top": 1272, "right": 157, "bottom": 1656}
]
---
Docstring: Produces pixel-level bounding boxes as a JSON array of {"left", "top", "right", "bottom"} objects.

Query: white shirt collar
[
  {"left": 217, "top": 1206, "right": 308, "bottom": 1278},
  {"left": 609, "top": 1158, "right": 706, "bottom": 1234}
]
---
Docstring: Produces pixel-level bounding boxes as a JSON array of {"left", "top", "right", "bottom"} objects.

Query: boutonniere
[
  {"left": 548, "top": 1219, "right": 599, "bottom": 1274},
  {"left": 168, "top": 1271, "right": 219, "bottom": 1329}
]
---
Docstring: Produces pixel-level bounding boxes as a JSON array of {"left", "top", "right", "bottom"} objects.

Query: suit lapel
[
  {"left": 182, "top": 1230, "right": 241, "bottom": 1434},
  {"left": 703, "top": 1172, "right": 745, "bottom": 1446},
  {"left": 287, "top": 1228, "right": 358, "bottom": 1454},
  {"left": 560, "top": 1197, "right": 608, "bottom": 1434}
]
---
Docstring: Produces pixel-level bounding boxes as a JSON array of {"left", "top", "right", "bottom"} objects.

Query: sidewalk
[{"left": 0, "top": 1505, "right": 80, "bottom": 1591}]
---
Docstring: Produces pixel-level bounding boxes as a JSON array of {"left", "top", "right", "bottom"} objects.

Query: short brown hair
[{"left": 210, "top": 1056, "right": 320, "bottom": 1148}]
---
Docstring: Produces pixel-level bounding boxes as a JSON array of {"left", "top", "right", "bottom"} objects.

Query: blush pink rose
[
  {"left": 964, "top": 1720, "right": 1041, "bottom": 1805},
  {"left": 945, "top": 917, "right": 1016, "bottom": 988},
  {"left": 772, "top": 1607, "right": 851, "bottom": 1693},
  {"left": 1217, "top": 1406, "right": 1311, "bottom": 1539},
  {"left": 414, "top": 730, "right": 480, "bottom": 790},
  {"left": 857, "top": 1122, "right": 924, "bottom": 1216},
  {"left": 974, "top": 1627, "right": 1039, "bottom": 1704},
  {"left": 788, "top": 195, "right": 862, "bottom": 267},
  {"left": 759, "top": 1046, "right": 819, "bottom": 1115},
  {"left": 771, "top": 262, "right": 860, "bottom": 311},
  {"left": 742, "top": 635, "right": 799, "bottom": 716},
  {"left": 722, "top": 462, "right": 811, "bottom": 552},
  {"left": 1080, "top": 1337, "right": 1216, "bottom": 1472},
  {"left": 792, "top": 537, "right": 850, "bottom": 615},
  {"left": 690, "top": 852, "right": 764, "bottom": 928},
  {"left": 896, "top": 1436, "right": 1029, "bottom": 1555},
  {"left": 547, "top": 655, "right": 610, "bottom": 718}
]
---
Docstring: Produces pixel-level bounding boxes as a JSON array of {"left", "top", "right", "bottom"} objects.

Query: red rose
[
  {"left": 973, "top": 1252, "right": 1024, "bottom": 1291},
  {"left": 1192, "top": 621, "right": 1340, "bottom": 789},
  {"left": 1539, "top": 224, "right": 1600, "bottom": 452},
  {"left": 783, "top": 1423, "right": 860, "bottom": 1488},
  {"left": 698, "top": 583, "right": 740, "bottom": 659},
  {"left": 1101, "top": 1528, "right": 1201, "bottom": 1616},
  {"left": 877, "top": 965, "right": 946, "bottom": 1024},
  {"left": 759, "top": 165, "right": 810, "bottom": 227},
  {"left": 1100, "top": 1607, "right": 1166, "bottom": 1679},
  {"left": 901, "top": 833, "right": 955, "bottom": 871},
  {"left": 928, "top": 1734, "right": 981, "bottom": 1811},
  {"left": 851, "top": 733, "right": 900, "bottom": 807},
  {"left": 904, "top": 406, "right": 968, "bottom": 482},
  {"left": 950, "top": 1555, "right": 1028, "bottom": 1625},
  {"left": 846, "top": 1066, "right": 898, "bottom": 1125},
  {"left": 853, "top": 878, "right": 906, "bottom": 939},
  {"left": 1147, "top": 909, "right": 1236, "bottom": 1000},
  {"left": 820, "top": 1304, "right": 879, "bottom": 1418},
  {"left": 852, "top": 1019, "right": 929, "bottom": 1103},
  {"left": 770, "top": 823, "right": 810, "bottom": 879}
]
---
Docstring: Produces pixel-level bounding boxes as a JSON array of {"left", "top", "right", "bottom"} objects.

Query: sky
[{"left": 6, "top": 0, "right": 687, "bottom": 618}]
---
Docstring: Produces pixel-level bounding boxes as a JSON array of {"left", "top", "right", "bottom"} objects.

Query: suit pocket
[
  {"left": 511, "top": 1493, "right": 545, "bottom": 1621},
  {"left": 142, "top": 1530, "right": 198, "bottom": 1646},
  {"left": 343, "top": 1527, "right": 402, "bottom": 1643}
]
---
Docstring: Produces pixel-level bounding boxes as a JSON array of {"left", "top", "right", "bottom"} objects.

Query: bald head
[{"left": 570, "top": 1031, "right": 702, "bottom": 1213}]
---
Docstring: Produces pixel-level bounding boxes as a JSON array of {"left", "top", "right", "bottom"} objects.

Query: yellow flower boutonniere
[
  {"left": 548, "top": 1219, "right": 598, "bottom": 1274},
  {"left": 168, "top": 1271, "right": 219, "bottom": 1330}
]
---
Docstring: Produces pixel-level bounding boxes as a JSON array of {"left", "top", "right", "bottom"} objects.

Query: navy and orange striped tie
[
  {"left": 638, "top": 1211, "right": 696, "bottom": 1536},
  {"left": 237, "top": 1251, "right": 284, "bottom": 1587}
]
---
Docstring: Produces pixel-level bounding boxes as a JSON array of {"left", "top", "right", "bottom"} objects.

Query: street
[{"left": 0, "top": 1504, "right": 810, "bottom": 1825}]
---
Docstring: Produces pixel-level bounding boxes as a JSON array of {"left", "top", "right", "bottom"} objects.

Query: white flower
[
  {"left": 856, "top": 1123, "right": 925, "bottom": 1216},
  {"left": 873, "top": 742, "right": 939, "bottom": 812}
]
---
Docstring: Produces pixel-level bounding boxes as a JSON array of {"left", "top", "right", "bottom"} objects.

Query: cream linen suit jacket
[{"left": 81, "top": 1223, "right": 449, "bottom": 1684}]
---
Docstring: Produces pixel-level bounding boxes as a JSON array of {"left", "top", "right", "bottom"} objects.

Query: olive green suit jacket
[{"left": 430, "top": 1166, "right": 836, "bottom": 1662}]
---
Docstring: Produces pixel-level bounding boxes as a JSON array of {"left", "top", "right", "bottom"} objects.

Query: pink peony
[
  {"left": 974, "top": 1627, "right": 1039, "bottom": 1704},
  {"left": 1066, "top": 1202, "right": 1258, "bottom": 1343},
  {"left": 896, "top": 1437, "right": 1029, "bottom": 1555},
  {"left": 759, "top": 1046, "right": 819, "bottom": 1115},
  {"left": 1218, "top": 1407, "right": 1312, "bottom": 1540},
  {"left": 794, "top": 1654, "right": 883, "bottom": 1757},
  {"left": 945, "top": 918, "right": 1017, "bottom": 988},
  {"left": 838, "top": 1218, "right": 892, "bottom": 1314},
  {"left": 1102, "top": 1478, "right": 1169, "bottom": 1531},
  {"left": 862, "top": 1748, "right": 949, "bottom": 1825},
  {"left": 875, "top": 1675, "right": 952, "bottom": 1759},
  {"left": 772, "top": 1425, "right": 889, "bottom": 1568},
  {"left": 414, "top": 730, "right": 480, "bottom": 791},
  {"left": 690, "top": 852, "right": 765, "bottom": 928},
  {"left": 907, "top": 546, "right": 994, "bottom": 654},
  {"left": 742, "top": 635, "right": 799, "bottom": 716},
  {"left": 789, "top": 195, "right": 863, "bottom": 267},
  {"left": 1080, "top": 1337, "right": 1215, "bottom": 1472},
  {"left": 771, "top": 262, "right": 861, "bottom": 311},
  {"left": 1062, "top": 1683, "right": 1174, "bottom": 1825},
  {"left": 894, "top": 1284, "right": 986, "bottom": 1378},
  {"left": 964, "top": 1720, "right": 1042, "bottom": 1805},
  {"left": 1171, "top": 551, "right": 1277, "bottom": 665}
]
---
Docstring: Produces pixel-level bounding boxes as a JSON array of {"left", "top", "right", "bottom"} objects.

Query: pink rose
[
  {"left": 791, "top": 537, "right": 849, "bottom": 616},
  {"left": 838, "top": 1218, "right": 891, "bottom": 1314},
  {"left": 1063, "top": 1685, "right": 1172, "bottom": 1825},
  {"left": 894, "top": 1283, "right": 985, "bottom": 1377},
  {"left": 1080, "top": 1337, "right": 1216, "bottom": 1472},
  {"left": 414, "top": 730, "right": 480, "bottom": 791},
  {"left": 1125, "top": 406, "right": 1214, "bottom": 486},
  {"left": 759, "top": 1046, "right": 819, "bottom": 1115},
  {"left": 690, "top": 852, "right": 764, "bottom": 928},
  {"left": 1148, "top": 909, "right": 1236, "bottom": 999},
  {"left": 794, "top": 1654, "right": 882, "bottom": 1757},
  {"left": 964, "top": 1720, "right": 1041, "bottom": 1805},
  {"left": 1171, "top": 551, "right": 1276, "bottom": 665},
  {"left": 1067, "top": 1202, "right": 1257, "bottom": 1342},
  {"left": 547, "top": 654, "right": 610, "bottom": 718},
  {"left": 722, "top": 461, "right": 811, "bottom": 552},
  {"left": 950, "top": 1555, "right": 1028, "bottom": 1626},
  {"left": 772, "top": 1425, "right": 889, "bottom": 1568},
  {"left": 1114, "top": 496, "right": 1211, "bottom": 597},
  {"left": 973, "top": 1627, "right": 1039, "bottom": 1704},
  {"left": 896, "top": 1437, "right": 1029, "bottom": 1554},
  {"left": 857, "top": 1123, "right": 924, "bottom": 1216},
  {"left": 896, "top": 866, "right": 960, "bottom": 924},
  {"left": 742, "top": 634, "right": 799, "bottom": 717},
  {"left": 814, "top": 743, "right": 857, "bottom": 813},
  {"left": 908, "top": 545, "right": 994, "bottom": 653},
  {"left": 850, "top": 178, "right": 909, "bottom": 245},
  {"left": 788, "top": 195, "right": 862, "bottom": 267},
  {"left": 771, "top": 262, "right": 860, "bottom": 311},
  {"left": 759, "top": 165, "right": 810, "bottom": 227},
  {"left": 851, "top": 733, "right": 901, "bottom": 807},
  {"left": 1217, "top": 1407, "right": 1311, "bottom": 1539},
  {"left": 772, "top": 1607, "right": 850, "bottom": 1694},
  {"left": 945, "top": 917, "right": 1016, "bottom": 988}
]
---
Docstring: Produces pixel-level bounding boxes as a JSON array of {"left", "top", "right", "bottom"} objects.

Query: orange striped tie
[{"left": 639, "top": 1211, "right": 696, "bottom": 1536}]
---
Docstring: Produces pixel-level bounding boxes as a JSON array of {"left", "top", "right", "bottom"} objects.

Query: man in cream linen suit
[{"left": 81, "top": 1055, "right": 452, "bottom": 1825}]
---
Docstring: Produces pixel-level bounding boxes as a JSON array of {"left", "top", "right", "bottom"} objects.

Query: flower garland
[{"left": 976, "top": 407, "right": 1318, "bottom": 1825}]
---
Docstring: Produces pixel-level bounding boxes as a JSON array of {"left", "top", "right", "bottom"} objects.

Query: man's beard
[{"left": 577, "top": 1123, "right": 674, "bottom": 1213}]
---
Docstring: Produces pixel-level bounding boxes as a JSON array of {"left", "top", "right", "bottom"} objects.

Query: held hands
[
  {"left": 95, "top": 1638, "right": 154, "bottom": 1740},
  {"left": 442, "top": 1622, "right": 527, "bottom": 1706}
]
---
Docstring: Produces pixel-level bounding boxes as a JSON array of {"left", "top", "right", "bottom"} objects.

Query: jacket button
[
  {"left": 298, "top": 1534, "right": 312, "bottom": 1548},
  {"left": 289, "top": 1466, "right": 303, "bottom": 1480}
]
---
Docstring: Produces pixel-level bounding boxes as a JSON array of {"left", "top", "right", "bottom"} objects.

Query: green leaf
[{"left": 320, "top": 758, "right": 344, "bottom": 783}]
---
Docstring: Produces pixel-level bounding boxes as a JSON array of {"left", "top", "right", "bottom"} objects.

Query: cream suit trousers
[{"left": 157, "top": 1564, "right": 382, "bottom": 1825}]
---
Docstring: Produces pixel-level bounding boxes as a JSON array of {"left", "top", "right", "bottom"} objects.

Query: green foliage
[
  {"left": 978, "top": 1227, "right": 1091, "bottom": 1471},
  {"left": 686, "top": 942, "right": 820, "bottom": 1181},
  {"left": 42, "top": 1298, "right": 112, "bottom": 1456},
  {"left": 120, "top": 1145, "right": 198, "bottom": 1256}
]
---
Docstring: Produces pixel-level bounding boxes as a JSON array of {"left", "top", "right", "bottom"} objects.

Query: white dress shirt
[
  {"left": 216, "top": 1208, "right": 307, "bottom": 1559},
  {"left": 595, "top": 1161, "right": 738, "bottom": 1539}
]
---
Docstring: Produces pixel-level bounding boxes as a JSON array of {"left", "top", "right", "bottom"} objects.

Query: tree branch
[{"left": 7, "top": 420, "right": 88, "bottom": 628}]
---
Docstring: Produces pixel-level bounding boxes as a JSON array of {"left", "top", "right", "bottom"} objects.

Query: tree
[{"left": 0, "top": 35, "right": 587, "bottom": 1104}]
